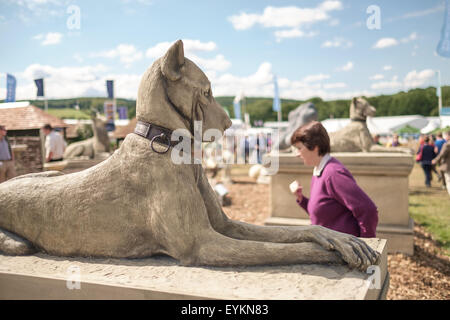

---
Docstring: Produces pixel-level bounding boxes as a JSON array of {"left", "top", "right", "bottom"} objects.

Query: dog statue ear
[{"left": 161, "top": 40, "right": 185, "bottom": 81}]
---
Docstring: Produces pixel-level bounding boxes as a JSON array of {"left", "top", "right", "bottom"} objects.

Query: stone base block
[
  {"left": 265, "top": 217, "right": 414, "bottom": 255},
  {"left": 0, "top": 239, "right": 388, "bottom": 300}
]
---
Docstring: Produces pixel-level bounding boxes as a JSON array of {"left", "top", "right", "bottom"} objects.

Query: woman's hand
[
  {"left": 290, "top": 180, "right": 303, "bottom": 202},
  {"left": 307, "top": 225, "right": 380, "bottom": 271},
  {"left": 295, "top": 186, "right": 303, "bottom": 202}
]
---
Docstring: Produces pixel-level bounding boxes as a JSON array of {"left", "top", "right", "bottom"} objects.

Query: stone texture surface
[
  {"left": 9, "top": 136, "right": 43, "bottom": 176},
  {"left": 0, "top": 238, "right": 388, "bottom": 300}
]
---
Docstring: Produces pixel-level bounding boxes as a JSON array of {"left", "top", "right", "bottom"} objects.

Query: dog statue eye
[{"left": 204, "top": 89, "right": 211, "bottom": 97}]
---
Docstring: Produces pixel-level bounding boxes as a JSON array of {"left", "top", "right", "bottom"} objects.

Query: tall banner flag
[
  {"left": 437, "top": 0, "right": 450, "bottom": 58},
  {"left": 5, "top": 74, "right": 16, "bottom": 102},
  {"left": 233, "top": 92, "right": 243, "bottom": 120},
  {"left": 118, "top": 106, "right": 128, "bottom": 120},
  {"left": 106, "top": 80, "right": 114, "bottom": 99},
  {"left": 34, "top": 78, "right": 44, "bottom": 97},
  {"left": 272, "top": 75, "right": 281, "bottom": 112},
  {"left": 104, "top": 100, "right": 116, "bottom": 131}
]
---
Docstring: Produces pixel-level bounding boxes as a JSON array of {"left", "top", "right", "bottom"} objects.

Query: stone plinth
[
  {"left": 63, "top": 153, "right": 111, "bottom": 172},
  {"left": 265, "top": 152, "right": 414, "bottom": 255},
  {"left": 0, "top": 239, "right": 388, "bottom": 300},
  {"left": 44, "top": 160, "right": 68, "bottom": 172}
]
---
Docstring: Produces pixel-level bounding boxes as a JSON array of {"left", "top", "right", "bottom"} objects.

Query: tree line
[{"left": 3, "top": 86, "right": 448, "bottom": 123}]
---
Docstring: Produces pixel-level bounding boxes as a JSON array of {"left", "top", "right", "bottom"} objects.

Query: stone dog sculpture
[
  {"left": 275, "top": 102, "right": 318, "bottom": 152},
  {"left": 330, "top": 97, "right": 412, "bottom": 153},
  {"left": 63, "top": 111, "right": 110, "bottom": 159},
  {"left": 0, "top": 40, "right": 379, "bottom": 271}
]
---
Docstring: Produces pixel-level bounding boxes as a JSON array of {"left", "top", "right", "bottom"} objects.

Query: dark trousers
[{"left": 421, "top": 164, "right": 432, "bottom": 187}]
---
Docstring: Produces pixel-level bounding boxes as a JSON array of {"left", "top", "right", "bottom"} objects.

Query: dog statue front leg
[
  {"left": 189, "top": 229, "right": 375, "bottom": 271},
  {"left": 197, "top": 169, "right": 379, "bottom": 265}
]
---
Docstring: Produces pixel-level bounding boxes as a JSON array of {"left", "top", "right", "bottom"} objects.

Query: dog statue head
[
  {"left": 350, "top": 97, "right": 376, "bottom": 121},
  {"left": 136, "top": 40, "right": 232, "bottom": 139}
]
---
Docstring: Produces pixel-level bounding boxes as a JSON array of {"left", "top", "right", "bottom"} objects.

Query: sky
[{"left": 0, "top": 0, "right": 449, "bottom": 101}]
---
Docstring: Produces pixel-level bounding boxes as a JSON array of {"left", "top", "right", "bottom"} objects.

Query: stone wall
[{"left": 10, "top": 136, "right": 44, "bottom": 176}]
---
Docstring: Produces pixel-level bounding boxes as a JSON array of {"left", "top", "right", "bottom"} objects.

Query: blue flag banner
[
  {"left": 272, "top": 75, "right": 281, "bottom": 112},
  {"left": 6, "top": 74, "right": 16, "bottom": 102},
  {"left": 437, "top": 0, "right": 450, "bottom": 58},
  {"left": 104, "top": 100, "right": 116, "bottom": 131},
  {"left": 34, "top": 78, "right": 44, "bottom": 97},
  {"left": 442, "top": 107, "right": 450, "bottom": 116},
  {"left": 233, "top": 100, "right": 241, "bottom": 120},
  {"left": 118, "top": 106, "right": 128, "bottom": 120},
  {"left": 106, "top": 80, "right": 114, "bottom": 99}
]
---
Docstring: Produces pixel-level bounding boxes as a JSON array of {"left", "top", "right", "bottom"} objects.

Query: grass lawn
[
  {"left": 409, "top": 163, "right": 450, "bottom": 256},
  {"left": 46, "top": 108, "right": 91, "bottom": 119}
]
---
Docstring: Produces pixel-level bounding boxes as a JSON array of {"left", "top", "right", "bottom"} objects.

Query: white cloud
[
  {"left": 336, "top": 61, "right": 353, "bottom": 72},
  {"left": 371, "top": 69, "right": 436, "bottom": 91},
  {"left": 400, "top": 32, "right": 418, "bottom": 44},
  {"left": 329, "top": 18, "right": 339, "bottom": 26},
  {"left": 321, "top": 37, "right": 353, "bottom": 48},
  {"left": 145, "top": 39, "right": 217, "bottom": 59},
  {"left": 33, "top": 32, "right": 62, "bottom": 45},
  {"left": 228, "top": 1, "right": 342, "bottom": 40},
  {"left": 8, "top": 63, "right": 120, "bottom": 100},
  {"left": 274, "top": 29, "right": 318, "bottom": 42},
  {"left": 404, "top": 69, "right": 435, "bottom": 88},
  {"left": 302, "top": 73, "right": 330, "bottom": 83},
  {"left": 209, "top": 63, "right": 370, "bottom": 101},
  {"left": 189, "top": 54, "right": 231, "bottom": 72},
  {"left": 145, "top": 39, "right": 230, "bottom": 72},
  {"left": 3, "top": 61, "right": 371, "bottom": 102},
  {"left": 373, "top": 38, "right": 399, "bottom": 49},
  {"left": 323, "top": 82, "right": 347, "bottom": 89},
  {"left": 73, "top": 53, "right": 83, "bottom": 63},
  {"left": 370, "top": 74, "right": 384, "bottom": 81},
  {"left": 387, "top": 4, "right": 444, "bottom": 22},
  {"left": 383, "top": 65, "right": 393, "bottom": 71},
  {"left": 91, "top": 44, "right": 143, "bottom": 67},
  {"left": 371, "top": 76, "right": 402, "bottom": 90}
]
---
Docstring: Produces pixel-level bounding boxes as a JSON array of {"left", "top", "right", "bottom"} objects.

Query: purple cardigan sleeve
[
  {"left": 325, "top": 170, "right": 378, "bottom": 238},
  {"left": 296, "top": 197, "right": 309, "bottom": 215}
]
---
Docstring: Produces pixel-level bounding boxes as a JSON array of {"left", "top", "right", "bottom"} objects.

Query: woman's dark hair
[
  {"left": 424, "top": 136, "right": 430, "bottom": 143},
  {"left": 43, "top": 124, "right": 53, "bottom": 131},
  {"left": 290, "top": 121, "right": 330, "bottom": 156}
]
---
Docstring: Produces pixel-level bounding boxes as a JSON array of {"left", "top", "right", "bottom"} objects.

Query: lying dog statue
[
  {"left": 330, "top": 97, "right": 412, "bottom": 153},
  {"left": 63, "top": 111, "right": 110, "bottom": 159},
  {"left": 0, "top": 40, "right": 378, "bottom": 270}
]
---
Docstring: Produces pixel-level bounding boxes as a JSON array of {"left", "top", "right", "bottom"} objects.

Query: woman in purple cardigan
[{"left": 291, "top": 121, "right": 379, "bottom": 238}]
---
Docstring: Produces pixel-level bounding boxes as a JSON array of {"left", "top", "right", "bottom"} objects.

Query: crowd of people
[{"left": 416, "top": 131, "right": 450, "bottom": 194}]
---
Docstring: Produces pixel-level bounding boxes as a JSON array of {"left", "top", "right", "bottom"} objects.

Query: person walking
[
  {"left": 291, "top": 121, "right": 378, "bottom": 238},
  {"left": 433, "top": 131, "right": 450, "bottom": 195},
  {"left": 419, "top": 136, "right": 436, "bottom": 188},
  {"left": 0, "top": 125, "right": 17, "bottom": 183},
  {"left": 435, "top": 132, "right": 448, "bottom": 188},
  {"left": 42, "top": 124, "right": 66, "bottom": 162}
]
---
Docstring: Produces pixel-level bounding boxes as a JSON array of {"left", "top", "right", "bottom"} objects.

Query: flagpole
[
  {"left": 438, "top": 70, "right": 443, "bottom": 129},
  {"left": 44, "top": 96, "right": 48, "bottom": 112}
]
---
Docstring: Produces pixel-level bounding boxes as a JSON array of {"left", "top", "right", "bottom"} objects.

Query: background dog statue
[
  {"left": 330, "top": 97, "right": 412, "bottom": 153},
  {"left": 63, "top": 111, "right": 111, "bottom": 159},
  {"left": 274, "top": 102, "right": 318, "bottom": 152},
  {"left": 0, "top": 40, "right": 378, "bottom": 271}
]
